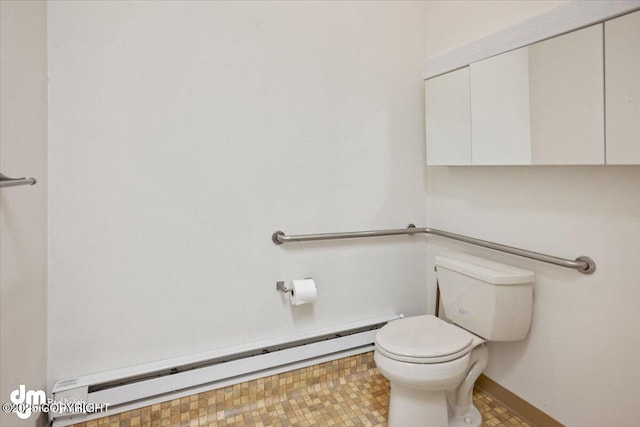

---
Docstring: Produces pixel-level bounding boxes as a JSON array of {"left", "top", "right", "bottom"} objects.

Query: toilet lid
[{"left": 376, "top": 315, "right": 474, "bottom": 361}]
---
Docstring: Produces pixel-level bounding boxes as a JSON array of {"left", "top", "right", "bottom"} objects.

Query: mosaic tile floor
[{"left": 72, "top": 352, "right": 531, "bottom": 427}]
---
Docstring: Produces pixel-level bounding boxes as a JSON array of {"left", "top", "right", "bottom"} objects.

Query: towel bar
[{"left": 0, "top": 173, "right": 37, "bottom": 188}]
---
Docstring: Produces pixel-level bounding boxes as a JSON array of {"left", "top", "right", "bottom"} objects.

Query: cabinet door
[
  {"left": 469, "top": 24, "right": 604, "bottom": 165},
  {"left": 529, "top": 24, "right": 604, "bottom": 164},
  {"left": 425, "top": 67, "right": 471, "bottom": 165},
  {"left": 470, "top": 48, "right": 532, "bottom": 165},
  {"left": 605, "top": 11, "right": 640, "bottom": 164}
]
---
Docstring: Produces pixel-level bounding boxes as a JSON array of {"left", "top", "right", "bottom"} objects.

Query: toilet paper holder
[
  {"left": 276, "top": 278, "right": 313, "bottom": 295},
  {"left": 276, "top": 281, "right": 292, "bottom": 294}
]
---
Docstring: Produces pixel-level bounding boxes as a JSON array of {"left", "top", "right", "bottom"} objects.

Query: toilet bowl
[
  {"left": 374, "top": 253, "right": 535, "bottom": 427},
  {"left": 374, "top": 315, "right": 487, "bottom": 427}
]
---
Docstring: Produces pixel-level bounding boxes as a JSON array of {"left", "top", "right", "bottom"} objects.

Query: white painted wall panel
[
  {"left": 47, "top": 1, "right": 430, "bottom": 386},
  {"left": 425, "top": 2, "right": 640, "bottom": 426},
  {"left": 0, "top": 2, "right": 48, "bottom": 426}
]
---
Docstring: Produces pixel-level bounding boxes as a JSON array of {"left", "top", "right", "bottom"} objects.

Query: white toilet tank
[{"left": 435, "top": 253, "right": 535, "bottom": 341}]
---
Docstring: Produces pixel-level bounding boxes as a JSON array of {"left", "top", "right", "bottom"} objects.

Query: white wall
[
  {"left": 47, "top": 1, "right": 430, "bottom": 386},
  {"left": 425, "top": 2, "right": 640, "bottom": 426},
  {"left": 0, "top": 1, "right": 48, "bottom": 426}
]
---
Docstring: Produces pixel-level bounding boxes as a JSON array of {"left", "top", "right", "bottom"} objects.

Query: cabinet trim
[{"left": 422, "top": 0, "right": 640, "bottom": 80}]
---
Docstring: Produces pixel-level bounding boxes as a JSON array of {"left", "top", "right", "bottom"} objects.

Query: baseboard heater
[{"left": 50, "top": 314, "right": 401, "bottom": 426}]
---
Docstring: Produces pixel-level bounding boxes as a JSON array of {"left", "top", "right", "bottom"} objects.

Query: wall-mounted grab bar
[
  {"left": 0, "top": 173, "right": 37, "bottom": 188},
  {"left": 272, "top": 224, "right": 596, "bottom": 274}
]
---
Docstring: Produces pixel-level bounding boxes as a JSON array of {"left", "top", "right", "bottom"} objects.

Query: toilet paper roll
[{"left": 289, "top": 279, "right": 317, "bottom": 306}]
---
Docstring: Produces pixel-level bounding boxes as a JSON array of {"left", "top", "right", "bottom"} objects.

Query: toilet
[{"left": 374, "top": 253, "right": 535, "bottom": 427}]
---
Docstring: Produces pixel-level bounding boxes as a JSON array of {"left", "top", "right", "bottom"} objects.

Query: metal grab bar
[
  {"left": 0, "top": 173, "right": 37, "bottom": 188},
  {"left": 272, "top": 224, "right": 596, "bottom": 274}
]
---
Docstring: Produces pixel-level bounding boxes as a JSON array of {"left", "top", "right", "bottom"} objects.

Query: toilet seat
[{"left": 375, "top": 315, "right": 475, "bottom": 364}]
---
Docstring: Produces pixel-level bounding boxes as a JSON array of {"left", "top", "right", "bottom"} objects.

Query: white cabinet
[
  {"left": 425, "top": 67, "right": 471, "bottom": 165},
  {"left": 605, "top": 10, "right": 640, "bottom": 165},
  {"left": 425, "top": 24, "right": 605, "bottom": 166},
  {"left": 423, "top": 2, "right": 640, "bottom": 167}
]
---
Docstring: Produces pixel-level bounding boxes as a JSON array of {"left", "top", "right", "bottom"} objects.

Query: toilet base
[
  {"left": 387, "top": 383, "right": 448, "bottom": 427},
  {"left": 386, "top": 383, "right": 483, "bottom": 427},
  {"left": 449, "top": 404, "right": 482, "bottom": 427}
]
